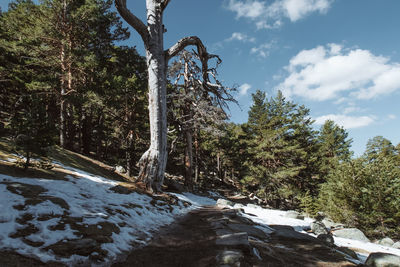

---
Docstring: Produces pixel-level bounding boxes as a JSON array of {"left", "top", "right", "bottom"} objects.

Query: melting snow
[
  {"left": 0, "top": 162, "right": 203, "bottom": 265},
  {"left": 1, "top": 154, "right": 399, "bottom": 265},
  {"left": 236, "top": 202, "right": 400, "bottom": 263}
]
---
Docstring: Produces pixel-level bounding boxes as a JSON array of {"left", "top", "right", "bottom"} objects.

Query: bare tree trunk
[
  {"left": 136, "top": 0, "right": 168, "bottom": 192},
  {"left": 60, "top": 43, "right": 67, "bottom": 148},
  {"left": 194, "top": 129, "right": 199, "bottom": 183},
  {"left": 59, "top": 0, "right": 68, "bottom": 148},
  {"left": 184, "top": 129, "right": 193, "bottom": 190},
  {"left": 183, "top": 59, "right": 193, "bottom": 189},
  {"left": 115, "top": 0, "right": 217, "bottom": 192},
  {"left": 126, "top": 130, "right": 135, "bottom": 177}
]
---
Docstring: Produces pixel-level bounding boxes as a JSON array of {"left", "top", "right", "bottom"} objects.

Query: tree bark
[
  {"left": 194, "top": 129, "right": 199, "bottom": 183},
  {"left": 184, "top": 128, "right": 193, "bottom": 190},
  {"left": 126, "top": 130, "right": 135, "bottom": 177},
  {"left": 60, "top": 42, "right": 67, "bottom": 148},
  {"left": 115, "top": 0, "right": 215, "bottom": 192},
  {"left": 183, "top": 59, "right": 193, "bottom": 189}
]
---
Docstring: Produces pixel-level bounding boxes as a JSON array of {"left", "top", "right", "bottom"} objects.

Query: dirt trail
[{"left": 112, "top": 207, "right": 359, "bottom": 267}]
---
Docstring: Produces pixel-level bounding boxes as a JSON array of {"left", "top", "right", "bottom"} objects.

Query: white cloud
[
  {"left": 342, "top": 106, "right": 361, "bottom": 114},
  {"left": 226, "top": 32, "right": 256, "bottom": 43},
  {"left": 225, "top": 0, "right": 334, "bottom": 29},
  {"left": 279, "top": 44, "right": 400, "bottom": 101},
  {"left": 250, "top": 41, "right": 276, "bottom": 58},
  {"left": 239, "top": 83, "right": 252, "bottom": 96},
  {"left": 314, "top": 114, "right": 375, "bottom": 129},
  {"left": 283, "top": 0, "right": 332, "bottom": 21},
  {"left": 388, "top": 114, "right": 397, "bottom": 120}
]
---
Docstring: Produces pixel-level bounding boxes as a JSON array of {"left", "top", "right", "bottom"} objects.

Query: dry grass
[{"left": 0, "top": 137, "right": 132, "bottom": 183}]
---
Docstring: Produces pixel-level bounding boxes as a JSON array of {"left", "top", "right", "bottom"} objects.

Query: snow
[
  {"left": 0, "top": 163, "right": 201, "bottom": 265},
  {"left": 171, "top": 192, "right": 217, "bottom": 207},
  {"left": 236, "top": 202, "right": 400, "bottom": 263},
  {"left": 240, "top": 204, "right": 313, "bottom": 232},
  {"left": 1, "top": 153, "right": 399, "bottom": 265}
]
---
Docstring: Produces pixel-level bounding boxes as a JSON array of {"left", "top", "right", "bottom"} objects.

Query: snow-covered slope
[{"left": 0, "top": 159, "right": 215, "bottom": 265}]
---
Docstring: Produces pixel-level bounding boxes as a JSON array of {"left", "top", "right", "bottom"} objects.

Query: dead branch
[{"left": 115, "top": 0, "right": 149, "bottom": 45}]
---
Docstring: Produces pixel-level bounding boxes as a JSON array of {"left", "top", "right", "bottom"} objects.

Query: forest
[{"left": 1, "top": 0, "right": 400, "bottom": 245}]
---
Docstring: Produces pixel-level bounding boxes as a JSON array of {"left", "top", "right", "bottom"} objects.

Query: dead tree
[
  {"left": 168, "top": 50, "right": 236, "bottom": 190},
  {"left": 115, "top": 0, "right": 223, "bottom": 192}
]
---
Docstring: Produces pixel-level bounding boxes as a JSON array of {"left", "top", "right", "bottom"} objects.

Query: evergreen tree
[
  {"left": 318, "top": 154, "right": 400, "bottom": 239},
  {"left": 317, "top": 120, "right": 352, "bottom": 181},
  {"left": 364, "top": 136, "right": 396, "bottom": 161},
  {"left": 244, "top": 90, "right": 317, "bottom": 207}
]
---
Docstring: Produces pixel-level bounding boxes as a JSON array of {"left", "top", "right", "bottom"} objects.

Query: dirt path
[{"left": 112, "top": 207, "right": 359, "bottom": 267}]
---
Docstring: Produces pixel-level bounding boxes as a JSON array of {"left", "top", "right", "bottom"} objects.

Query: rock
[
  {"left": 269, "top": 225, "right": 295, "bottom": 231},
  {"left": 337, "top": 247, "right": 359, "bottom": 260},
  {"left": 311, "top": 221, "right": 329, "bottom": 235},
  {"left": 109, "top": 185, "right": 132, "bottom": 194},
  {"left": 365, "top": 252, "right": 400, "bottom": 267},
  {"left": 216, "top": 232, "right": 249, "bottom": 247},
  {"left": 315, "top": 212, "right": 326, "bottom": 221},
  {"left": 377, "top": 237, "right": 394, "bottom": 247},
  {"left": 164, "top": 178, "right": 186, "bottom": 193},
  {"left": 392, "top": 241, "right": 400, "bottom": 249},
  {"left": 317, "top": 234, "right": 335, "bottom": 246},
  {"left": 284, "top": 210, "right": 304, "bottom": 220},
  {"left": 226, "top": 223, "right": 268, "bottom": 240},
  {"left": 272, "top": 228, "right": 320, "bottom": 243},
  {"left": 322, "top": 218, "right": 339, "bottom": 229},
  {"left": 115, "top": 165, "right": 126, "bottom": 174},
  {"left": 217, "top": 250, "right": 243, "bottom": 266},
  {"left": 331, "top": 228, "right": 370, "bottom": 242},
  {"left": 47, "top": 238, "right": 99, "bottom": 257},
  {"left": 216, "top": 199, "right": 234, "bottom": 208}
]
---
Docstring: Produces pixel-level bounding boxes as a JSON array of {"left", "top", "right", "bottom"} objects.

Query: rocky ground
[
  {"left": 113, "top": 207, "right": 358, "bottom": 267},
  {"left": 1, "top": 140, "right": 400, "bottom": 267}
]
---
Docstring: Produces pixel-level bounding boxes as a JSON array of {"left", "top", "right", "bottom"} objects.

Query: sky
[{"left": 1, "top": 0, "right": 400, "bottom": 155}]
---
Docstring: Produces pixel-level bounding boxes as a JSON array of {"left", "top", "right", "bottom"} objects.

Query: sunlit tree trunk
[{"left": 115, "top": 0, "right": 218, "bottom": 192}]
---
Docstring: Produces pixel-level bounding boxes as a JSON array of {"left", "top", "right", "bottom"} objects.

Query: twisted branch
[{"left": 115, "top": 0, "right": 149, "bottom": 45}]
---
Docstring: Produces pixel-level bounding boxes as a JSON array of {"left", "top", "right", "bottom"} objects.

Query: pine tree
[
  {"left": 244, "top": 90, "right": 317, "bottom": 207},
  {"left": 317, "top": 120, "right": 352, "bottom": 181},
  {"left": 364, "top": 136, "right": 396, "bottom": 161}
]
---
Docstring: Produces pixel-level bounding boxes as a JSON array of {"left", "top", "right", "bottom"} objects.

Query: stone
[
  {"left": 47, "top": 238, "right": 99, "bottom": 257},
  {"left": 365, "top": 252, "right": 400, "bottom": 267},
  {"left": 109, "top": 185, "right": 132, "bottom": 194},
  {"left": 322, "top": 218, "right": 339, "bottom": 229},
  {"left": 337, "top": 247, "right": 359, "bottom": 260},
  {"left": 217, "top": 250, "right": 243, "bottom": 266},
  {"left": 284, "top": 210, "right": 304, "bottom": 220},
  {"left": 311, "top": 221, "right": 329, "bottom": 235},
  {"left": 216, "top": 232, "right": 249, "bottom": 247},
  {"left": 272, "top": 228, "right": 320, "bottom": 243},
  {"left": 315, "top": 212, "right": 326, "bottom": 221},
  {"left": 216, "top": 199, "right": 235, "bottom": 208},
  {"left": 377, "top": 237, "right": 394, "bottom": 247},
  {"left": 226, "top": 223, "right": 268, "bottom": 240},
  {"left": 164, "top": 178, "right": 186, "bottom": 193},
  {"left": 331, "top": 228, "right": 370, "bottom": 242},
  {"left": 317, "top": 234, "right": 335, "bottom": 246},
  {"left": 115, "top": 165, "right": 126, "bottom": 173},
  {"left": 392, "top": 241, "right": 400, "bottom": 249}
]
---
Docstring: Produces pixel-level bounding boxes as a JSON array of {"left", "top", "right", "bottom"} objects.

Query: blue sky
[{"left": 1, "top": 0, "right": 400, "bottom": 155}]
